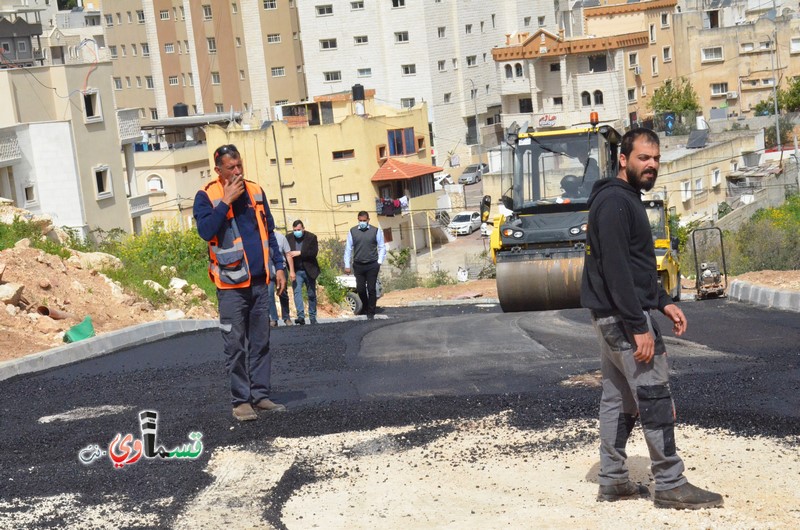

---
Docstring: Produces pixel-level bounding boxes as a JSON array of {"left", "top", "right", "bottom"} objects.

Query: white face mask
[{"left": 358, "top": 221, "right": 369, "bottom": 230}]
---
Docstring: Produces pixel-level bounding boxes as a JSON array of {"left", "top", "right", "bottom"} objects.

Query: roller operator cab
[{"left": 489, "top": 120, "right": 622, "bottom": 312}]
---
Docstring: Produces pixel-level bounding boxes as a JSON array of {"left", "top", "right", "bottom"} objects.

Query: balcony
[
  {"left": 128, "top": 193, "right": 152, "bottom": 218},
  {"left": 0, "top": 130, "right": 22, "bottom": 166},
  {"left": 117, "top": 109, "right": 141, "bottom": 145}
]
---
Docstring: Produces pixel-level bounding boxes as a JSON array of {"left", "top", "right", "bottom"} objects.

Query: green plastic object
[{"left": 63, "top": 316, "right": 95, "bottom": 343}]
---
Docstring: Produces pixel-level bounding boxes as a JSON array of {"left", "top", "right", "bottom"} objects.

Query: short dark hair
[
  {"left": 357, "top": 211, "right": 369, "bottom": 219},
  {"left": 292, "top": 220, "right": 304, "bottom": 228},
  {"left": 213, "top": 144, "right": 240, "bottom": 167},
  {"left": 620, "top": 128, "right": 659, "bottom": 159}
]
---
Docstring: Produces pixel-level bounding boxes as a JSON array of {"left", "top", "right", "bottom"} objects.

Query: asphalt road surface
[{"left": 1, "top": 299, "right": 798, "bottom": 528}]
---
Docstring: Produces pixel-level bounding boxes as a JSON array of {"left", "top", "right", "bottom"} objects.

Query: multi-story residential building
[
  {"left": 297, "top": 0, "right": 563, "bottom": 171},
  {"left": 0, "top": 61, "right": 137, "bottom": 237},
  {"left": 103, "top": 0, "right": 306, "bottom": 126},
  {"left": 0, "top": 0, "right": 47, "bottom": 68},
  {"left": 205, "top": 91, "right": 446, "bottom": 253}
]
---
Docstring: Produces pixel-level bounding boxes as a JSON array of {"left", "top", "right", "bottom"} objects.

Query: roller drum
[{"left": 496, "top": 256, "right": 584, "bottom": 312}]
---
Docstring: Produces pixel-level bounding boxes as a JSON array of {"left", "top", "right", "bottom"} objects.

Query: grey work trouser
[{"left": 592, "top": 311, "right": 687, "bottom": 491}]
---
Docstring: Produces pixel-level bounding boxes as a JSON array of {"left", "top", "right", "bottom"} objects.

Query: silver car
[
  {"left": 448, "top": 211, "right": 481, "bottom": 235},
  {"left": 458, "top": 163, "right": 488, "bottom": 185}
]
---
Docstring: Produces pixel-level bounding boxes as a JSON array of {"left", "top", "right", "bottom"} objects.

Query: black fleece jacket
[{"left": 580, "top": 177, "right": 672, "bottom": 333}]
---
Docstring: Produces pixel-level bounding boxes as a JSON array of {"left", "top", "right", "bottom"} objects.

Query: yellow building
[{"left": 204, "top": 91, "right": 445, "bottom": 254}]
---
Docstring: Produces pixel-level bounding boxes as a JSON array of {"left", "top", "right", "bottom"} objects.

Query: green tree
[
  {"left": 648, "top": 77, "right": 701, "bottom": 114},
  {"left": 57, "top": 0, "right": 78, "bottom": 9},
  {"left": 764, "top": 115, "right": 793, "bottom": 148}
]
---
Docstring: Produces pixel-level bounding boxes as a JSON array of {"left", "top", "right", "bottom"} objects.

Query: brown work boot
[
  {"left": 597, "top": 481, "right": 650, "bottom": 502},
  {"left": 654, "top": 482, "right": 724, "bottom": 509},
  {"left": 254, "top": 399, "right": 286, "bottom": 412},
  {"left": 283, "top": 319, "right": 293, "bottom": 326},
  {"left": 232, "top": 403, "right": 257, "bottom": 422}
]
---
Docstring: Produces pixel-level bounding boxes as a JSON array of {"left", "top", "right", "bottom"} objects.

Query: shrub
[
  {"left": 423, "top": 269, "right": 456, "bottom": 288},
  {"left": 0, "top": 216, "right": 70, "bottom": 258}
]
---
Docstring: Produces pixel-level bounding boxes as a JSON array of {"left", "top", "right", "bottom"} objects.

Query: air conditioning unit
[
  {"left": 726, "top": 91, "right": 738, "bottom": 99},
  {"left": 633, "top": 66, "right": 642, "bottom": 75}
]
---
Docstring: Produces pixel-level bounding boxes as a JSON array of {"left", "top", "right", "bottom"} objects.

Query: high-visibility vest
[{"left": 201, "top": 179, "right": 271, "bottom": 289}]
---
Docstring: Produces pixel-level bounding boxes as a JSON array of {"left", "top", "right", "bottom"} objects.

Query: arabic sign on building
[
  {"left": 78, "top": 410, "right": 203, "bottom": 469},
  {"left": 538, "top": 114, "right": 557, "bottom": 128}
]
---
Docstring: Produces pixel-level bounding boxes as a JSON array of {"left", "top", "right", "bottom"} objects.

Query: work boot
[
  {"left": 295, "top": 317, "right": 305, "bottom": 325},
  {"left": 232, "top": 403, "right": 257, "bottom": 422},
  {"left": 269, "top": 320, "right": 278, "bottom": 328},
  {"left": 654, "top": 482, "right": 724, "bottom": 509},
  {"left": 283, "top": 319, "right": 293, "bottom": 326},
  {"left": 597, "top": 481, "right": 650, "bottom": 502},
  {"left": 310, "top": 318, "right": 318, "bottom": 324},
  {"left": 254, "top": 399, "right": 286, "bottom": 412}
]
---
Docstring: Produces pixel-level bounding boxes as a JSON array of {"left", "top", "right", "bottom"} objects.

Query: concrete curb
[
  {"left": 728, "top": 280, "right": 800, "bottom": 313},
  {"left": 0, "top": 319, "right": 219, "bottom": 383}
]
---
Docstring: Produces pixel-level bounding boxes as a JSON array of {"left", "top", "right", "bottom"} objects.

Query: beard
[{"left": 625, "top": 166, "right": 657, "bottom": 192}]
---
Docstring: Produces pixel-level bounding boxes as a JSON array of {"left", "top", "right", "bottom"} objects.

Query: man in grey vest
[{"left": 343, "top": 211, "right": 386, "bottom": 320}]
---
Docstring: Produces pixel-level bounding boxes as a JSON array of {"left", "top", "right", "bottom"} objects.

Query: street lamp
[{"left": 468, "top": 78, "right": 483, "bottom": 164}]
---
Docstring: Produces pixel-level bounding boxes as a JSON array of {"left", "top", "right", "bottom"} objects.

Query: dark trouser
[
  {"left": 218, "top": 281, "right": 273, "bottom": 406},
  {"left": 268, "top": 279, "right": 291, "bottom": 322},
  {"left": 353, "top": 261, "right": 380, "bottom": 317},
  {"left": 592, "top": 311, "right": 686, "bottom": 491},
  {"left": 292, "top": 269, "right": 317, "bottom": 321}
]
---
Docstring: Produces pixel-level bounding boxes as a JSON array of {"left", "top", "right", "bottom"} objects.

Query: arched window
[
  {"left": 147, "top": 175, "right": 164, "bottom": 192},
  {"left": 581, "top": 91, "right": 591, "bottom": 106},
  {"left": 594, "top": 90, "right": 604, "bottom": 105},
  {"left": 514, "top": 63, "right": 523, "bottom": 77},
  {"left": 505, "top": 64, "right": 513, "bottom": 79}
]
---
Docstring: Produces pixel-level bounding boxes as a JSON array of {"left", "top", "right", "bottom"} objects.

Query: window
[
  {"left": 661, "top": 12, "right": 669, "bottom": 27},
  {"left": 392, "top": 0, "right": 405, "bottom": 6},
  {"left": 712, "top": 168, "right": 721, "bottom": 187},
  {"left": 337, "top": 193, "right": 359, "bottom": 203},
  {"left": 351, "top": 1, "right": 364, "bottom": 9},
  {"left": 207, "top": 38, "right": 217, "bottom": 54},
  {"left": 791, "top": 38, "right": 800, "bottom": 54},
  {"left": 168, "top": 76, "right": 178, "bottom": 86},
  {"left": 629, "top": 52, "right": 638, "bottom": 67},
  {"left": 519, "top": 98, "right": 533, "bottom": 113},
  {"left": 400, "top": 98, "right": 415, "bottom": 108},
  {"left": 113, "top": 77, "right": 122, "bottom": 90},
  {"left": 323, "top": 70, "right": 341, "bottom": 82},
  {"left": 145, "top": 76, "right": 154, "bottom": 89},
  {"left": 316, "top": 5, "right": 333, "bottom": 16},
  {"left": 160, "top": 10, "right": 169, "bottom": 20},
  {"left": 239, "top": 70, "right": 245, "bottom": 80},
  {"left": 215, "top": 104, "right": 224, "bottom": 113},
  {"left": 127, "top": 11, "right": 132, "bottom": 23},
  {"left": 354, "top": 35, "right": 368, "bottom": 45},
  {"left": 710, "top": 82, "right": 728, "bottom": 96},
  {"left": 694, "top": 177, "right": 704, "bottom": 196},
  {"left": 594, "top": 90, "right": 604, "bottom": 105},
  {"left": 641, "top": 84, "right": 647, "bottom": 96},
  {"left": 105, "top": 14, "right": 113, "bottom": 26},
  {"left": 701, "top": 47, "right": 723, "bottom": 62},
  {"left": 285, "top": 158, "right": 293, "bottom": 166},
  {"left": 120, "top": 45, "right": 126, "bottom": 57},
  {"left": 24, "top": 185, "right": 36, "bottom": 205},
  {"left": 465, "top": 24, "right": 472, "bottom": 34},
  {"left": 165, "top": 43, "right": 174, "bottom": 53},
  {"left": 109, "top": 45, "right": 118, "bottom": 58},
  {"left": 188, "top": 73, "right": 194, "bottom": 86},
  {"left": 438, "top": 27, "right": 445, "bottom": 38},
  {"left": 505, "top": 64, "right": 512, "bottom": 78},
  {"left": 266, "top": 34, "right": 281, "bottom": 44},
  {"left": 333, "top": 150, "right": 355, "bottom": 160},
  {"left": 581, "top": 91, "right": 591, "bottom": 106},
  {"left": 588, "top": 55, "right": 607, "bottom": 72},
  {"left": 395, "top": 31, "right": 409, "bottom": 43},
  {"left": 131, "top": 44, "right": 137, "bottom": 56},
  {"left": 125, "top": 77, "right": 131, "bottom": 88},
  {"left": 649, "top": 24, "right": 656, "bottom": 43},
  {"left": 272, "top": 67, "right": 286, "bottom": 77},
  {"left": 211, "top": 71, "right": 220, "bottom": 84},
  {"left": 466, "top": 55, "right": 476, "bottom": 67},
  {"left": 651, "top": 56, "right": 658, "bottom": 76},
  {"left": 83, "top": 90, "right": 102, "bottom": 122},
  {"left": 663, "top": 46, "right": 672, "bottom": 62},
  {"left": 182, "top": 74, "right": 186, "bottom": 85},
  {"left": 357, "top": 68, "right": 372, "bottom": 77},
  {"left": 203, "top": 5, "right": 212, "bottom": 20},
  {"left": 150, "top": 108, "right": 158, "bottom": 120},
  {"left": 470, "top": 88, "right": 477, "bottom": 100},
  {"left": 94, "top": 166, "right": 112, "bottom": 199},
  {"left": 387, "top": 128, "right": 416, "bottom": 156},
  {"left": 438, "top": 60, "right": 446, "bottom": 72},
  {"left": 232, "top": 3, "right": 238, "bottom": 14},
  {"left": 741, "top": 42, "right": 754, "bottom": 53},
  {"left": 147, "top": 176, "right": 164, "bottom": 192},
  {"left": 136, "top": 76, "right": 142, "bottom": 88},
  {"left": 627, "top": 88, "right": 636, "bottom": 102},
  {"left": 116, "top": 13, "right": 121, "bottom": 24},
  {"left": 524, "top": 16, "right": 531, "bottom": 27},
  {"left": 401, "top": 64, "right": 416, "bottom": 75},
  {"left": 443, "top": 93, "right": 451, "bottom": 103},
  {"left": 1, "top": 42, "right": 9, "bottom": 53},
  {"left": 515, "top": 63, "right": 523, "bottom": 77},
  {"left": 141, "top": 43, "right": 150, "bottom": 57},
  {"left": 452, "top": 58, "right": 458, "bottom": 69},
  {"left": 236, "top": 37, "right": 242, "bottom": 47},
  {"left": 320, "top": 38, "right": 337, "bottom": 50},
  {"left": 681, "top": 180, "right": 691, "bottom": 201},
  {"left": 550, "top": 63, "right": 560, "bottom": 72},
  {"left": 553, "top": 96, "right": 563, "bottom": 106},
  {"left": 264, "top": 0, "right": 277, "bottom": 8},
  {"left": 538, "top": 16, "right": 546, "bottom": 27}
]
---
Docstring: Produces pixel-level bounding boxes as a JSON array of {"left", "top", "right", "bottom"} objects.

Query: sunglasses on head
[{"left": 213, "top": 144, "right": 239, "bottom": 162}]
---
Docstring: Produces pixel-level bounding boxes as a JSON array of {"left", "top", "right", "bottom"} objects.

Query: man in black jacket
[
  {"left": 286, "top": 220, "right": 320, "bottom": 325},
  {"left": 581, "top": 128, "right": 723, "bottom": 509}
]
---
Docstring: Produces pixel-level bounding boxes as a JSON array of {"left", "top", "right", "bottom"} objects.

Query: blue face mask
[
  {"left": 358, "top": 221, "right": 369, "bottom": 230},
  {"left": 293, "top": 230, "right": 303, "bottom": 239}
]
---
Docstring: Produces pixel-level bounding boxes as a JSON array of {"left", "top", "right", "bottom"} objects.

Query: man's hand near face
[{"left": 222, "top": 175, "right": 245, "bottom": 205}]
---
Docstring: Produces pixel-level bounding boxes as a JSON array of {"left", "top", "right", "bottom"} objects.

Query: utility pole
[
  {"left": 468, "top": 78, "right": 482, "bottom": 164},
  {"left": 771, "top": 0, "right": 781, "bottom": 153}
]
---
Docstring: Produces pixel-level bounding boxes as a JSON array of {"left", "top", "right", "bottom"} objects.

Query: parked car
[
  {"left": 335, "top": 274, "right": 383, "bottom": 314},
  {"left": 448, "top": 211, "right": 481, "bottom": 235},
  {"left": 458, "top": 163, "right": 488, "bottom": 185}
]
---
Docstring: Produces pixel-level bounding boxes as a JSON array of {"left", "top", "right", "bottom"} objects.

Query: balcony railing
[
  {"left": 128, "top": 193, "right": 152, "bottom": 218},
  {"left": 117, "top": 109, "right": 142, "bottom": 144},
  {"left": 0, "top": 131, "right": 22, "bottom": 165}
]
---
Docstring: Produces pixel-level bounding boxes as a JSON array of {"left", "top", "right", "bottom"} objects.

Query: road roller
[{"left": 486, "top": 116, "right": 622, "bottom": 312}]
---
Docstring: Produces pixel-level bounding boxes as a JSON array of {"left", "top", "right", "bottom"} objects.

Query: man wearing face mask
[
  {"left": 343, "top": 211, "right": 386, "bottom": 320},
  {"left": 286, "top": 220, "right": 319, "bottom": 325},
  {"left": 581, "top": 128, "right": 722, "bottom": 509}
]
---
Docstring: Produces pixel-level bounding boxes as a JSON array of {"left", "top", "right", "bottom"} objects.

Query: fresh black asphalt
[{"left": 0, "top": 301, "right": 798, "bottom": 528}]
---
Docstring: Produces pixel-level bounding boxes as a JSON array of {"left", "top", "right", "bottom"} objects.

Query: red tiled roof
[{"left": 371, "top": 158, "right": 443, "bottom": 182}]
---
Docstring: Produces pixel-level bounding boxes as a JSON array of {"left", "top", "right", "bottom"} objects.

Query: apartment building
[
  {"left": 104, "top": 0, "right": 306, "bottom": 125},
  {"left": 0, "top": 0, "right": 48, "bottom": 68}
]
